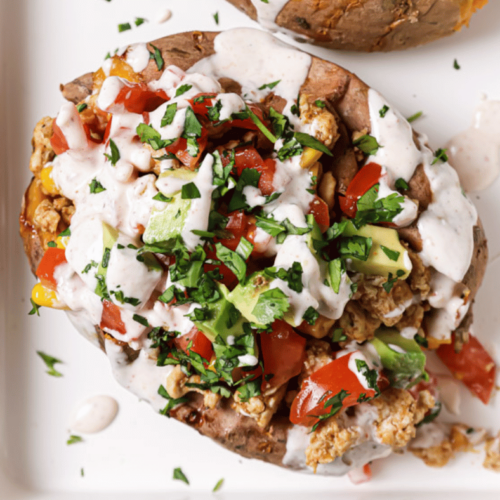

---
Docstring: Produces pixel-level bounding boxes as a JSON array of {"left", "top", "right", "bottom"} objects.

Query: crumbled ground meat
[
  {"left": 298, "top": 340, "right": 333, "bottom": 385},
  {"left": 305, "top": 388, "right": 435, "bottom": 470},
  {"left": 232, "top": 384, "right": 287, "bottom": 429},
  {"left": 300, "top": 94, "right": 339, "bottom": 147},
  {"left": 297, "top": 314, "right": 336, "bottom": 339},
  {"left": 165, "top": 365, "right": 221, "bottom": 410},
  {"left": 395, "top": 303, "right": 427, "bottom": 332},
  {"left": 411, "top": 424, "right": 486, "bottom": 468},
  {"left": 484, "top": 433, "right": 500, "bottom": 472},
  {"left": 407, "top": 248, "right": 431, "bottom": 299},
  {"left": 30, "top": 117, "right": 55, "bottom": 174},
  {"left": 33, "top": 199, "right": 60, "bottom": 233},
  {"left": 370, "top": 388, "right": 435, "bottom": 448},
  {"left": 306, "top": 412, "right": 363, "bottom": 469},
  {"left": 357, "top": 277, "right": 414, "bottom": 327},
  {"left": 338, "top": 300, "right": 381, "bottom": 342},
  {"left": 52, "top": 197, "right": 75, "bottom": 225}
]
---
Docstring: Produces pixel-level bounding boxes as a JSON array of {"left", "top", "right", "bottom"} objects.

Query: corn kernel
[
  {"left": 300, "top": 147, "right": 323, "bottom": 169},
  {"left": 56, "top": 236, "right": 70, "bottom": 249},
  {"left": 427, "top": 337, "right": 452, "bottom": 350},
  {"left": 40, "top": 167, "right": 60, "bottom": 196},
  {"left": 31, "top": 283, "right": 67, "bottom": 310}
]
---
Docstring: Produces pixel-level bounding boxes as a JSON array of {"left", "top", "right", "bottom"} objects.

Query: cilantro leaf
[
  {"left": 381, "top": 246, "right": 400, "bottom": 261},
  {"left": 215, "top": 242, "right": 247, "bottom": 283},
  {"left": 89, "top": 178, "right": 106, "bottom": 194},
  {"left": 29, "top": 298, "right": 41, "bottom": 316},
  {"left": 67, "top": 435, "right": 83, "bottom": 445},
  {"left": 407, "top": 111, "right": 422, "bottom": 123},
  {"left": 118, "top": 23, "right": 131, "bottom": 33},
  {"left": 432, "top": 148, "right": 448, "bottom": 165},
  {"left": 175, "top": 84, "right": 193, "bottom": 98},
  {"left": 159, "top": 385, "right": 189, "bottom": 417},
  {"left": 328, "top": 258, "right": 345, "bottom": 293},
  {"left": 161, "top": 103, "right": 177, "bottom": 127},
  {"left": 303, "top": 307, "right": 319, "bottom": 326},
  {"left": 379, "top": 105, "right": 390, "bottom": 118},
  {"left": 338, "top": 236, "right": 372, "bottom": 261},
  {"left": 259, "top": 80, "right": 281, "bottom": 91},
  {"left": 37, "top": 351, "right": 63, "bottom": 377},
  {"left": 228, "top": 168, "right": 261, "bottom": 212},
  {"left": 181, "top": 182, "right": 201, "bottom": 200},
  {"left": 311, "top": 389, "right": 349, "bottom": 432},
  {"left": 149, "top": 44, "right": 164, "bottom": 71},
  {"left": 104, "top": 139, "right": 120, "bottom": 166},
  {"left": 252, "top": 288, "right": 290, "bottom": 325},
  {"left": 395, "top": 178, "right": 409, "bottom": 190},
  {"left": 353, "top": 134, "right": 382, "bottom": 155},
  {"left": 294, "top": 132, "right": 333, "bottom": 157}
]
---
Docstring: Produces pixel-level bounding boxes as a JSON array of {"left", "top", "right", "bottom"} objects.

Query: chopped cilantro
[
  {"left": 67, "top": 435, "right": 83, "bottom": 445},
  {"left": 118, "top": 23, "right": 131, "bottom": 33},
  {"left": 379, "top": 105, "right": 390, "bottom": 118},
  {"left": 258, "top": 80, "right": 281, "bottom": 91},
  {"left": 181, "top": 182, "right": 201, "bottom": 200},
  {"left": 407, "top": 111, "right": 423, "bottom": 123},
  {"left": 381, "top": 246, "right": 400, "bottom": 261},
  {"left": 89, "top": 178, "right": 106, "bottom": 194},
  {"left": 37, "top": 351, "right": 63, "bottom": 377},
  {"left": 104, "top": 138, "right": 120, "bottom": 166},
  {"left": 353, "top": 134, "right": 382, "bottom": 155},
  {"left": 149, "top": 44, "right": 164, "bottom": 71},
  {"left": 395, "top": 178, "right": 409, "bottom": 190},
  {"left": 303, "top": 307, "right": 319, "bottom": 326},
  {"left": 432, "top": 148, "right": 449, "bottom": 165},
  {"left": 161, "top": 103, "right": 177, "bottom": 127},
  {"left": 175, "top": 84, "right": 193, "bottom": 97},
  {"left": 252, "top": 288, "right": 289, "bottom": 325},
  {"left": 173, "top": 467, "right": 189, "bottom": 485}
]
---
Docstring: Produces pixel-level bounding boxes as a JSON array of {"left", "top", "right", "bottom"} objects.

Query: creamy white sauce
[
  {"left": 426, "top": 271, "right": 470, "bottom": 341},
  {"left": 156, "top": 9, "right": 172, "bottom": 24},
  {"left": 368, "top": 91, "right": 422, "bottom": 183},
  {"left": 410, "top": 422, "right": 449, "bottom": 450},
  {"left": 69, "top": 395, "right": 119, "bottom": 434},
  {"left": 125, "top": 44, "right": 151, "bottom": 73},
  {"left": 105, "top": 339, "right": 174, "bottom": 412},
  {"left": 283, "top": 403, "right": 389, "bottom": 475},
  {"left": 189, "top": 29, "right": 311, "bottom": 119},
  {"left": 56, "top": 102, "right": 88, "bottom": 150},
  {"left": 447, "top": 98, "right": 500, "bottom": 192},
  {"left": 436, "top": 375, "right": 461, "bottom": 415}
]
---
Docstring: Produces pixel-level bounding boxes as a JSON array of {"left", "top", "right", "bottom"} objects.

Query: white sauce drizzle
[
  {"left": 447, "top": 97, "right": 500, "bottom": 192},
  {"left": 69, "top": 395, "right": 119, "bottom": 434},
  {"left": 125, "top": 44, "right": 150, "bottom": 73}
]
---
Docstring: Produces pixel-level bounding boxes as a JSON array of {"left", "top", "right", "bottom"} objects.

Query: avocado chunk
[
  {"left": 194, "top": 284, "right": 247, "bottom": 343},
  {"left": 370, "top": 328, "right": 427, "bottom": 389},
  {"left": 95, "top": 222, "right": 119, "bottom": 298},
  {"left": 343, "top": 221, "right": 411, "bottom": 279},
  {"left": 143, "top": 169, "right": 197, "bottom": 245}
]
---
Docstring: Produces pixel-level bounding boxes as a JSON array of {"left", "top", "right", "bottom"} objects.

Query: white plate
[{"left": 1, "top": 0, "right": 500, "bottom": 498}]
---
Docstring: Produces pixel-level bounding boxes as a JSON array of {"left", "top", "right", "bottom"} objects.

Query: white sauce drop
[
  {"left": 69, "top": 395, "right": 119, "bottom": 434},
  {"left": 447, "top": 98, "right": 500, "bottom": 192},
  {"left": 156, "top": 9, "right": 172, "bottom": 24}
]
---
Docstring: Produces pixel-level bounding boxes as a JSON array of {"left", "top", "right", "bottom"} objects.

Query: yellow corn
[
  {"left": 300, "top": 147, "right": 323, "bottom": 169},
  {"left": 31, "top": 283, "right": 67, "bottom": 310},
  {"left": 56, "top": 236, "right": 70, "bottom": 249},
  {"left": 40, "top": 166, "right": 60, "bottom": 196},
  {"left": 427, "top": 337, "right": 452, "bottom": 350}
]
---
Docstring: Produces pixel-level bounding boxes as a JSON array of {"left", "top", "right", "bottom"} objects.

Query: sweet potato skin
[
  {"left": 226, "top": 0, "right": 485, "bottom": 52},
  {"left": 21, "top": 30, "right": 488, "bottom": 470}
]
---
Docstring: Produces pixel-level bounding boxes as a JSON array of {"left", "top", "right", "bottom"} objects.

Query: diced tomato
[
  {"left": 188, "top": 93, "right": 218, "bottom": 116},
  {"left": 115, "top": 83, "right": 169, "bottom": 114},
  {"left": 100, "top": 300, "right": 127, "bottom": 335},
  {"left": 50, "top": 121, "right": 70, "bottom": 155},
  {"left": 290, "top": 352, "right": 376, "bottom": 427},
  {"left": 218, "top": 211, "right": 252, "bottom": 251},
  {"left": 222, "top": 146, "right": 276, "bottom": 196},
  {"left": 339, "top": 162, "right": 382, "bottom": 218},
  {"left": 348, "top": 464, "right": 372, "bottom": 485},
  {"left": 260, "top": 320, "right": 306, "bottom": 391},
  {"left": 204, "top": 245, "right": 238, "bottom": 289},
  {"left": 166, "top": 129, "right": 208, "bottom": 170},
  {"left": 308, "top": 195, "right": 330, "bottom": 230},
  {"left": 230, "top": 104, "right": 267, "bottom": 131},
  {"left": 103, "top": 117, "right": 113, "bottom": 143},
  {"left": 437, "top": 333, "right": 496, "bottom": 404},
  {"left": 36, "top": 248, "right": 68, "bottom": 290},
  {"left": 174, "top": 327, "right": 214, "bottom": 362}
]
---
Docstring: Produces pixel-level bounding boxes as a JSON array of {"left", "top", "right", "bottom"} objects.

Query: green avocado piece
[
  {"left": 143, "top": 169, "right": 197, "bottom": 245},
  {"left": 144, "top": 193, "right": 191, "bottom": 245},
  {"left": 228, "top": 271, "right": 300, "bottom": 327},
  {"left": 95, "top": 222, "right": 119, "bottom": 298},
  {"left": 370, "top": 328, "right": 427, "bottom": 389},
  {"left": 343, "top": 221, "right": 410, "bottom": 279},
  {"left": 194, "top": 284, "right": 247, "bottom": 343},
  {"left": 306, "top": 213, "right": 323, "bottom": 257}
]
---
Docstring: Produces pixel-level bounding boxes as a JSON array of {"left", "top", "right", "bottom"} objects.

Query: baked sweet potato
[
  {"left": 20, "top": 29, "right": 490, "bottom": 476},
  {"left": 226, "top": 0, "right": 488, "bottom": 52}
]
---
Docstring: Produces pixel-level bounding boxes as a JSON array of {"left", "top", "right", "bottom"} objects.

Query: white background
[{"left": 1, "top": 0, "right": 500, "bottom": 498}]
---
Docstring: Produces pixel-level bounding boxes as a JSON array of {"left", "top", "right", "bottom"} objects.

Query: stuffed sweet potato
[
  {"left": 21, "top": 29, "right": 496, "bottom": 477},
  {"left": 226, "top": 0, "right": 488, "bottom": 52}
]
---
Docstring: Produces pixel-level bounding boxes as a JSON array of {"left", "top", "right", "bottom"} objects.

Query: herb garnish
[
  {"left": 37, "top": 351, "right": 63, "bottom": 377},
  {"left": 104, "top": 139, "right": 120, "bottom": 166},
  {"left": 173, "top": 467, "right": 189, "bottom": 485}
]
